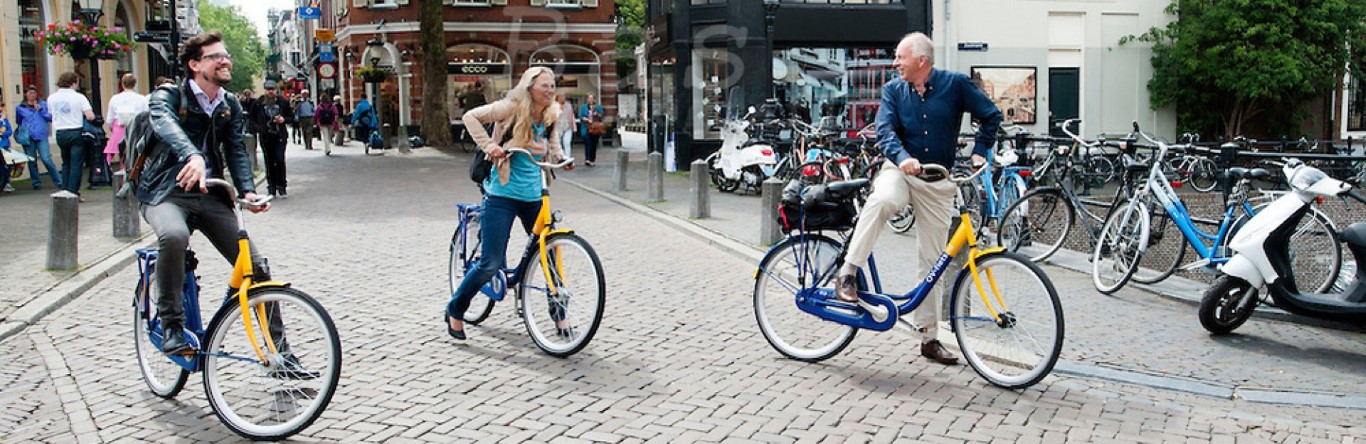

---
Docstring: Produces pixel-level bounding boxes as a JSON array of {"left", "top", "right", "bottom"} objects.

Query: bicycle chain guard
[{"left": 795, "top": 288, "right": 898, "bottom": 331}]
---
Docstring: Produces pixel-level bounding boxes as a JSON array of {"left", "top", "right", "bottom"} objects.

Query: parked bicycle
[
  {"left": 754, "top": 164, "right": 1064, "bottom": 389},
  {"left": 449, "top": 149, "right": 606, "bottom": 357},
  {"left": 132, "top": 179, "right": 341, "bottom": 441}
]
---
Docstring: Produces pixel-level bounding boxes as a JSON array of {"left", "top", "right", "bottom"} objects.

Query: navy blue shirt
[{"left": 877, "top": 68, "right": 1002, "bottom": 168}]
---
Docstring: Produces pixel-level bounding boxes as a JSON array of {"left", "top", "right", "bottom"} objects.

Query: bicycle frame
[
  {"left": 794, "top": 205, "right": 1010, "bottom": 332},
  {"left": 462, "top": 150, "right": 574, "bottom": 303}
]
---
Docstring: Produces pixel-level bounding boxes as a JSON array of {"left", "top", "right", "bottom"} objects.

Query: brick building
[{"left": 328, "top": 0, "right": 617, "bottom": 141}]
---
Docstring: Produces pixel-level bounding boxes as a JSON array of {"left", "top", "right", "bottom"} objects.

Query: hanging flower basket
[
  {"left": 35, "top": 21, "right": 135, "bottom": 60},
  {"left": 358, "top": 66, "right": 392, "bottom": 83}
]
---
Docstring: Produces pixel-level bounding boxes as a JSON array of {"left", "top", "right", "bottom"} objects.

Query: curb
[{"left": 564, "top": 176, "right": 1365, "bottom": 410}]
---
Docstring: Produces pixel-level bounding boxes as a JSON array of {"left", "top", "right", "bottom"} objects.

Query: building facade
[
  {"left": 326, "top": 0, "right": 616, "bottom": 142},
  {"left": 645, "top": 0, "right": 1178, "bottom": 169},
  {"left": 1, "top": 0, "right": 195, "bottom": 180}
]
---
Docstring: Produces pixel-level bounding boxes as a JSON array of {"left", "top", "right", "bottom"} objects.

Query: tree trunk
[{"left": 420, "top": 0, "right": 453, "bottom": 148}]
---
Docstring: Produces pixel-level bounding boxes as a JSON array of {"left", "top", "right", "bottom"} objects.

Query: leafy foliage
[
  {"left": 198, "top": 0, "right": 267, "bottom": 93},
  {"left": 35, "top": 21, "right": 136, "bottom": 59},
  {"left": 1125, "top": 0, "right": 1366, "bottom": 139},
  {"left": 616, "top": 0, "right": 645, "bottom": 80}
]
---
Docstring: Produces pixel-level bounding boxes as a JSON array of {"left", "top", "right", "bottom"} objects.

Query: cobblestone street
[{"left": 0, "top": 141, "right": 1361, "bottom": 442}]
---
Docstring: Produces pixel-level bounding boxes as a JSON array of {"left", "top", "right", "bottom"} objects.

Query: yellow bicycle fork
[
  {"left": 227, "top": 235, "right": 283, "bottom": 364},
  {"left": 942, "top": 212, "right": 1011, "bottom": 324},
  {"left": 531, "top": 194, "right": 571, "bottom": 294}
]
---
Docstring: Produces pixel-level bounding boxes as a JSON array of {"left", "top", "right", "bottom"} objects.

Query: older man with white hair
[{"left": 833, "top": 32, "right": 1003, "bottom": 366}]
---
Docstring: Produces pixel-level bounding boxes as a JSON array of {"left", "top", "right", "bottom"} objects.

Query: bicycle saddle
[
  {"left": 822, "top": 179, "right": 871, "bottom": 202},
  {"left": 789, "top": 179, "right": 871, "bottom": 208},
  {"left": 1224, "top": 167, "right": 1269, "bottom": 181}
]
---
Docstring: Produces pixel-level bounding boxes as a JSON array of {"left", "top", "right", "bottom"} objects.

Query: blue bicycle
[
  {"left": 754, "top": 165, "right": 1064, "bottom": 389},
  {"left": 961, "top": 142, "right": 1033, "bottom": 239}
]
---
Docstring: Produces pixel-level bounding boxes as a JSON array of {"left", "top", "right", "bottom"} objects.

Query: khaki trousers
[{"left": 843, "top": 160, "right": 957, "bottom": 341}]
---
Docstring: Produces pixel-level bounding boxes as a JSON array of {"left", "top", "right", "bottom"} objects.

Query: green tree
[
  {"left": 616, "top": 0, "right": 645, "bottom": 79},
  {"left": 198, "top": 0, "right": 267, "bottom": 93},
  {"left": 1126, "top": 0, "right": 1366, "bottom": 139},
  {"left": 420, "top": 0, "right": 452, "bottom": 148}
]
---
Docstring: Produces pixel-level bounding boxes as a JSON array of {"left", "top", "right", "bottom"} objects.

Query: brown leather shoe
[
  {"left": 835, "top": 274, "right": 859, "bottom": 302},
  {"left": 920, "top": 340, "right": 959, "bottom": 365}
]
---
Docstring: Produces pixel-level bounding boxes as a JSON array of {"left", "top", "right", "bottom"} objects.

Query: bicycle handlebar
[
  {"left": 203, "top": 178, "right": 272, "bottom": 207},
  {"left": 923, "top": 163, "right": 986, "bottom": 184},
  {"left": 503, "top": 148, "right": 575, "bottom": 169}
]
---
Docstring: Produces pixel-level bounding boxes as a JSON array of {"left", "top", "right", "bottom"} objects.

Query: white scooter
[
  {"left": 706, "top": 105, "right": 778, "bottom": 193},
  {"left": 1200, "top": 159, "right": 1366, "bottom": 334}
]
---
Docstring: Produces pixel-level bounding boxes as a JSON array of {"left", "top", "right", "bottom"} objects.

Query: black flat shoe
[{"left": 446, "top": 314, "right": 466, "bottom": 340}]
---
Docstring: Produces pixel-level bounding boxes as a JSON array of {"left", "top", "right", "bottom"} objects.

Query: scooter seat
[
  {"left": 825, "top": 179, "right": 871, "bottom": 202},
  {"left": 1225, "top": 167, "right": 1270, "bottom": 181}
]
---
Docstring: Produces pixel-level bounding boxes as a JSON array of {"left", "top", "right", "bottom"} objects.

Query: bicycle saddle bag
[{"left": 1224, "top": 167, "right": 1270, "bottom": 181}]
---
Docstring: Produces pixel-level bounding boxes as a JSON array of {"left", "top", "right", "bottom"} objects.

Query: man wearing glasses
[{"left": 134, "top": 31, "right": 275, "bottom": 356}]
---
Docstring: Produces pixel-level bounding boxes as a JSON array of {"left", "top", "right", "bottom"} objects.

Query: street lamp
[
  {"left": 74, "top": 0, "right": 106, "bottom": 116},
  {"left": 763, "top": 0, "right": 780, "bottom": 100}
]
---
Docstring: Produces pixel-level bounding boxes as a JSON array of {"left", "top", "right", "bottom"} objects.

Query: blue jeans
[
  {"left": 56, "top": 129, "right": 87, "bottom": 195},
  {"left": 22, "top": 138, "right": 63, "bottom": 189},
  {"left": 446, "top": 195, "right": 542, "bottom": 319}
]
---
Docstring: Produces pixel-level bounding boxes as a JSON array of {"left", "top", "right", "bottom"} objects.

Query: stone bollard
[
  {"left": 47, "top": 191, "right": 80, "bottom": 270},
  {"left": 244, "top": 132, "right": 259, "bottom": 172},
  {"left": 112, "top": 171, "right": 140, "bottom": 238},
  {"left": 689, "top": 159, "right": 710, "bottom": 218},
  {"left": 613, "top": 150, "right": 630, "bottom": 192},
  {"left": 760, "top": 178, "right": 785, "bottom": 246},
  {"left": 647, "top": 152, "right": 664, "bottom": 201}
]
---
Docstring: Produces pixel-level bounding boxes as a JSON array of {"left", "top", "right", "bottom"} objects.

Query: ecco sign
[{"left": 461, "top": 66, "right": 489, "bottom": 74}]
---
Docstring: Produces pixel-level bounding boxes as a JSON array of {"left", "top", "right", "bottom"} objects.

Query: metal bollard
[
  {"left": 47, "top": 191, "right": 80, "bottom": 270},
  {"left": 613, "top": 150, "right": 630, "bottom": 192},
  {"left": 689, "top": 159, "right": 710, "bottom": 218},
  {"left": 760, "top": 178, "right": 784, "bottom": 246},
  {"left": 112, "top": 172, "right": 140, "bottom": 238},
  {"left": 647, "top": 152, "right": 664, "bottom": 201}
]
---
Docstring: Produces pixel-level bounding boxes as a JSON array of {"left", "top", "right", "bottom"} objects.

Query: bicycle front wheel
[
  {"left": 519, "top": 233, "right": 605, "bottom": 357},
  {"left": 998, "top": 188, "right": 1075, "bottom": 262},
  {"left": 1092, "top": 199, "right": 1149, "bottom": 294},
  {"left": 133, "top": 265, "right": 189, "bottom": 398},
  {"left": 886, "top": 204, "right": 916, "bottom": 233},
  {"left": 202, "top": 287, "right": 341, "bottom": 441},
  {"left": 949, "top": 252, "right": 1063, "bottom": 389},
  {"left": 1189, "top": 157, "right": 1220, "bottom": 192},
  {"left": 450, "top": 214, "right": 494, "bottom": 324},
  {"left": 754, "top": 235, "right": 857, "bottom": 362}
]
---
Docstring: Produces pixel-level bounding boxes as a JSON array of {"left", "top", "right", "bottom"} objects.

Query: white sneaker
[{"left": 2, "top": 184, "right": 13, "bottom": 193}]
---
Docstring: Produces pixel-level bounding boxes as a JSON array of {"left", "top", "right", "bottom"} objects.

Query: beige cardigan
[{"left": 462, "top": 99, "right": 564, "bottom": 185}]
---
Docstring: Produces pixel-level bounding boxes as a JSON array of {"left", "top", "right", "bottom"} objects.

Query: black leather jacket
[
  {"left": 248, "top": 95, "right": 293, "bottom": 138},
  {"left": 135, "top": 80, "right": 254, "bottom": 205}
]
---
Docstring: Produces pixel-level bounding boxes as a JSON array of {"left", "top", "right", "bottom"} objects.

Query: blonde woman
[{"left": 446, "top": 66, "right": 570, "bottom": 340}]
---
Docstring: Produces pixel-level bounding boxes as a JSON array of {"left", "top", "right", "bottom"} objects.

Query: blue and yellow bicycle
[{"left": 754, "top": 165, "right": 1064, "bottom": 389}]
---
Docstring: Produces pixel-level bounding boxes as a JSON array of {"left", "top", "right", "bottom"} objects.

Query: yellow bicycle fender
[
  {"left": 545, "top": 228, "right": 574, "bottom": 237},
  {"left": 964, "top": 247, "right": 1006, "bottom": 268},
  {"left": 246, "top": 281, "right": 291, "bottom": 289}
]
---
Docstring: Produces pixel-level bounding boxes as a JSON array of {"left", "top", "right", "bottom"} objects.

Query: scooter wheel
[{"left": 1198, "top": 276, "right": 1259, "bottom": 335}]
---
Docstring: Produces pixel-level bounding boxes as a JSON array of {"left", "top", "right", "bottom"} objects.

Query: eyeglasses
[{"left": 200, "top": 52, "right": 233, "bottom": 62}]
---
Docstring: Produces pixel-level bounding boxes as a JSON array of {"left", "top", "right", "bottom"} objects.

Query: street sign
[
  {"left": 299, "top": 6, "right": 321, "bottom": 20},
  {"left": 315, "top": 29, "right": 334, "bottom": 42},
  {"left": 320, "top": 51, "right": 334, "bottom": 63},
  {"left": 957, "top": 42, "right": 989, "bottom": 52},
  {"left": 317, "top": 62, "right": 337, "bottom": 79}
]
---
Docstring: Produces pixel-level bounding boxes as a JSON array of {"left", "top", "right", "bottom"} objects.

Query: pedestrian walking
[
  {"left": 295, "top": 89, "right": 316, "bottom": 151},
  {"left": 134, "top": 31, "right": 277, "bottom": 355},
  {"left": 577, "top": 94, "right": 604, "bottom": 166},
  {"left": 556, "top": 94, "right": 576, "bottom": 163},
  {"left": 350, "top": 94, "right": 378, "bottom": 155},
  {"left": 105, "top": 73, "right": 149, "bottom": 170},
  {"left": 249, "top": 80, "right": 293, "bottom": 198},
  {"left": 315, "top": 94, "right": 337, "bottom": 156},
  {"left": 332, "top": 96, "right": 348, "bottom": 147},
  {"left": 289, "top": 94, "right": 303, "bottom": 145},
  {"left": 832, "top": 32, "right": 1002, "bottom": 366},
  {"left": 48, "top": 72, "right": 97, "bottom": 199},
  {"left": 239, "top": 89, "right": 260, "bottom": 170},
  {"left": 447, "top": 66, "right": 570, "bottom": 340},
  {"left": 15, "top": 85, "right": 62, "bottom": 190}
]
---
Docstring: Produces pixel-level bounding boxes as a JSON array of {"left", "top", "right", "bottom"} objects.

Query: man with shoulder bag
[{"left": 248, "top": 80, "right": 293, "bottom": 197}]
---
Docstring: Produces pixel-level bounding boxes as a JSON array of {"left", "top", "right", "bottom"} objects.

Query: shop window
[
  {"left": 773, "top": 47, "right": 893, "bottom": 131},
  {"left": 694, "top": 49, "right": 730, "bottom": 139},
  {"left": 1349, "top": 74, "right": 1366, "bottom": 131}
]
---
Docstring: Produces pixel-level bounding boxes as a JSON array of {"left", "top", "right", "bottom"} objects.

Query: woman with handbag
[
  {"left": 15, "top": 86, "right": 63, "bottom": 190},
  {"left": 446, "top": 66, "right": 571, "bottom": 341},
  {"left": 577, "top": 94, "right": 605, "bottom": 166}
]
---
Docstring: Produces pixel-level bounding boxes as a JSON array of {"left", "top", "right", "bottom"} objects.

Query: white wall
[{"left": 933, "top": 0, "right": 1177, "bottom": 139}]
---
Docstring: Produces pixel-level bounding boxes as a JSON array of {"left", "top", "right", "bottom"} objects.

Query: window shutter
[{"left": 582, "top": 0, "right": 598, "bottom": 7}]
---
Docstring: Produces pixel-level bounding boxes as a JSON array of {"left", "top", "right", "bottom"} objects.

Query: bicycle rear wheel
[
  {"left": 887, "top": 204, "right": 916, "bottom": 233},
  {"left": 997, "top": 188, "right": 1075, "bottom": 262},
  {"left": 133, "top": 264, "right": 190, "bottom": 398},
  {"left": 202, "top": 287, "right": 341, "bottom": 441},
  {"left": 1092, "top": 199, "right": 1149, "bottom": 294},
  {"left": 450, "top": 213, "right": 494, "bottom": 324},
  {"left": 754, "top": 235, "right": 856, "bottom": 362},
  {"left": 520, "top": 233, "right": 605, "bottom": 357},
  {"left": 949, "top": 252, "right": 1063, "bottom": 389},
  {"left": 1189, "top": 157, "right": 1219, "bottom": 192}
]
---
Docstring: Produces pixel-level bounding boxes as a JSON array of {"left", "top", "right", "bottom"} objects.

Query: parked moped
[
  {"left": 1200, "top": 160, "right": 1366, "bottom": 334},
  {"left": 706, "top": 91, "right": 778, "bottom": 193}
]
